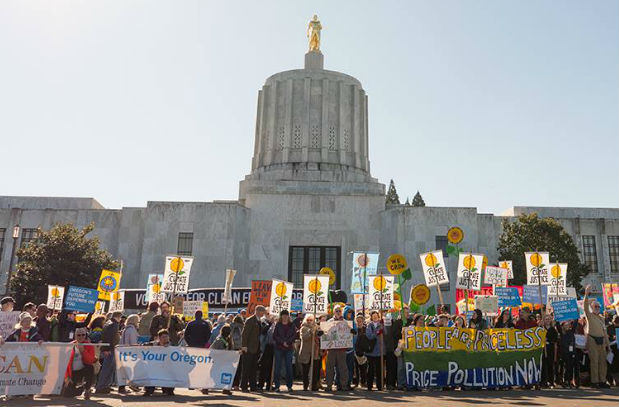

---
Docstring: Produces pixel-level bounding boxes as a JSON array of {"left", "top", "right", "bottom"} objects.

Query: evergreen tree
[
  {"left": 405, "top": 197, "right": 410, "bottom": 206},
  {"left": 385, "top": 179, "right": 400, "bottom": 204},
  {"left": 412, "top": 191, "right": 426, "bottom": 207}
]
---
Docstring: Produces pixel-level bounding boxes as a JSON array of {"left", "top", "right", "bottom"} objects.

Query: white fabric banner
[
  {"left": 0, "top": 343, "right": 73, "bottom": 396},
  {"left": 115, "top": 346, "right": 240, "bottom": 389}
]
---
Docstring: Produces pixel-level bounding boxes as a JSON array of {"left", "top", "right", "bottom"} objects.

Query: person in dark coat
[
  {"left": 273, "top": 310, "right": 296, "bottom": 392},
  {"left": 185, "top": 310, "right": 212, "bottom": 348},
  {"left": 57, "top": 310, "right": 93, "bottom": 342},
  {"left": 240, "top": 305, "right": 265, "bottom": 392},
  {"left": 33, "top": 304, "right": 51, "bottom": 341},
  {"left": 149, "top": 301, "right": 184, "bottom": 345},
  {"left": 95, "top": 311, "right": 122, "bottom": 394},
  {"left": 4, "top": 312, "right": 43, "bottom": 343}
]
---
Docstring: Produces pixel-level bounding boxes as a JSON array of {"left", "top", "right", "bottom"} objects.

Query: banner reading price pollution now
[{"left": 403, "top": 326, "right": 546, "bottom": 388}]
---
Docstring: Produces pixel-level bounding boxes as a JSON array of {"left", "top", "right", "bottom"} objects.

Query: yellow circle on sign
[
  {"left": 275, "top": 281, "right": 287, "bottom": 297},
  {"left": 530, "top": 253, "right": 542, "bottom": 267},
  {"left": 463, "top": 255, "right": 476, "bottom": 270},
  {"left": 411, "top": 284, "right": 431, "bottom": 306},
  {"left": 319, "top": 267, "right": 336, "bottom": 286},
  {"left": 551, "top": 264, "right": 562, "bottom": 278},
  {"left": 387, "top": 254, "right": 407, "bottom": 275},
  {"left": 447, "top": 227, "right": 464, "bottom": 244},
  {"left": 170, "top": 257, "right": 184, "bottom": 273}
]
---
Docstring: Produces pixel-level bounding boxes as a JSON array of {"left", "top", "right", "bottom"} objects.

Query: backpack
[{"left": 355, "top": 330, "right": 376, "bottom": 355}]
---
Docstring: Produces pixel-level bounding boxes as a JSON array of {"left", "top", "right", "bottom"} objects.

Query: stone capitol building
[{"left": 1, "top": 17, "right": 617, "bottom": 304}]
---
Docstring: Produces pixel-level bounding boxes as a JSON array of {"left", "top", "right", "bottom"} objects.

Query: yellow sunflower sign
[
  {"left": 97, "top": 269, "right": 121, "bottom": 301},
  {"left": 303, "top": 274, "right": 329, "bottom": 315},
  {"left": 320, "top": 267, "right": 336, "bottom": 286},
  {"left": 269, "top": 279, "right": 293, "bottom": 314},
  {"left": 368, "top": 275, "right": 395, "bottom": 310}
]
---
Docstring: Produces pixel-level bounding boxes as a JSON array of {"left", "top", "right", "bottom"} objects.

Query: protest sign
[
  {"left": 495, "top": 287, "right": 521, "bottom": 307},
  {"left": 419, "top": 251, "right": 449, "bottom": 287},
  {"left": 524, "top": 252, "right": 550, "bottom": 286},
  {"left": 97, "top": 269, "right": 122, "bottom": 301},
  {"left": 65, "top": 286, "right": 99, "bottom": 313},
  {"left": 291, "top": 297, "right": 303, "bottom": 312},
  {"left": 46, "top": 285, "right": 65, "bottom": 311},
  {"left": 247, "top": 281, "right": 272, "bottom": 314},
  {"left": 602, "top": 283, "right": 619, "bottom": 307},
  {"left": 0, "top": 311, "right": 20, "bottom": 339},
  {"left": 474, "top": 295, "right": 499, "bottom": 316},
  {"left": 222, "top": 269, "right": 236, "bottom": 305},
  {"left": 353, "top": 293, "right": 370, "bottom": 316},
  {"left": 0, "top": 343, "right": 74, "bottom": 395},
  {"left": 410, "top": 284, "right": 431, "bottom": 306},
  {"left": 303, "top": 275, "right": 329, "bottom": 315},
  {"left": 269, "top": 279, "right": 293, "bottom": 314},
  {"left": 183, "top": 301, "right": 209, "bottom": 321},
  {"left": 523, "top": 285, "right": 547, "bottom": 305},
  {"left": 146, "top": 274, "right": 166, "bottom": 304},
  {"left": 498, "top": 260, "right": 513, "bottom": 279},
  {"left": 116, "top": 346, "right": 240, "bottom": 389},
  {"left": 456, "top": 253, "right": 483, "bottom": 291},
  {"left": 320, "top": 267, "right": 336, "bottom": 286},
  {"left": 403, "top": 326, "right": 546, "bottom": 388},
  {"left": 108, "top": 290, "right": 125, "bottom": 313},
  {"left": 162, "top": 255, "right": 194, "bottom": 294},
  {"left": 552, "top": 299, "right": 579, "bottom": 322},
  {"left": 484, "top": 266, "right": 508, "bottom": 287},
  {"left": 386, "top": 254, "right": 408, "bottom": 275},
  {"left": 368, "top": 275, "right": 395, "bottom": 310},
  {"left": 547, "top": 263, "right": 567, "bottom": 296},
  {"left": 94, "top": 301, "right": 106, "bottom": 314},
  {"left": 319, "top": 320, "right": 353, "bottom": 349},
  {"left": 351, "top": 252, "right": 378, "bottom": 294}
]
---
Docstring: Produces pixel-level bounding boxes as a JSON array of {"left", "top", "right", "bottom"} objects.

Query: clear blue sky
[{"left": 1, "top": 1, "right": 617, "bottom": 214}]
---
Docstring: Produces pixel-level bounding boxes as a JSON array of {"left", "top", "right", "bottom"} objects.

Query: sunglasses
[{"left": 76, "top": 334, "right": 86, "bottom": 337}]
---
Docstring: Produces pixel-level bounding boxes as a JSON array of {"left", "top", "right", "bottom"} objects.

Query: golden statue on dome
[{"left": 307, "top": 14, "right": 322, "bottom": 52}]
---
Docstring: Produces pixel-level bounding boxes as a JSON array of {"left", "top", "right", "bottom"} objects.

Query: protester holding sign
[
  {"left": 143, "top": 329, "right": 176, "bottom": 397},
  {"left": 321, "top": 305, "right": 352, "bottom": 391},
  {"left": 299, "top": 314, "right": 322, "bottom": 391},
  {"left": 584, "top": 285, "right": 611, "bottom": 388},
  {"left": 149, "top": 301, "right": 184, "bottom": 345},
  {"left": 4, "top": 312, "right": 43, "bottom": 343},
  {"left": 58, "top": 310, "right": 93, "bottom": 342}
]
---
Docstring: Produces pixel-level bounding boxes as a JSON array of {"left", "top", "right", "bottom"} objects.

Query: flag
[{"left": 97, "top": 269, "right": 121, "bottom": 300}]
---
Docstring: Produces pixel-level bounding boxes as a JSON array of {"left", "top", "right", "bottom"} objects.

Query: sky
[{"left": 0, "top": 1, "right": 617, "bottom": 214}]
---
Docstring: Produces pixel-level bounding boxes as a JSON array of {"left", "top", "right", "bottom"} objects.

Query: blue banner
[
  {"left": 552, "top": 299, "right": 579, "bottom": 322},
  {"left": 495, "top": 287, "right": 522, "bottom": 307},
  {"left": 65, "top": 286, "right": 99, "bottom": 313},
  {"left": 522, "top": 285, "right": 547, "bottom": 305}
]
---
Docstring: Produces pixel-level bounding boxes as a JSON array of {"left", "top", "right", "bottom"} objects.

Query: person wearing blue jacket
[{"left": 365, "top": 310, "right": 384, "bottom": 391}]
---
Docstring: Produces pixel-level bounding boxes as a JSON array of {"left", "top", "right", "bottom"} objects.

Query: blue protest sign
[
  {"left": 495, "top": 287, "right": 522, "bottom": 307},
  {"left": 552, "top": 299, "right": 579, "bottom": 322},
  {"left": 65, "top": 286, "right": 99, "bottom": 313},
  {"left": 291, "top": 297, "right": 303, "bottom": 312},
  {"left": 523, "top": 285, "right": 547, "bottom": 304}
]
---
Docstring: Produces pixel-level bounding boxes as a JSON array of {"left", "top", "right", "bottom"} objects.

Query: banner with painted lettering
[
  {"left": 303, "top": 275, "right": 329, "bottom": 315},
  {"left": 498, "top": 260, "right": 513, "bottom": 280},
  {"left": 456, "top": 253, "right": 483, "bottom": 291},
  {"left": 351, "top": 252, "right": 379, "bottom": 294},
  {"left": 419, "top": 251, "right": 449, "bottom": 287},
  {"left": 320, "top": 320, "right": 353, "bottom": 349},
  {"left": 47, "top": 285, "right": 65, "bottom": 311},
  {"left": 108, "top": 291, "right": 125, "bottom": 313},
  {"left": 146, "top": 274, "right": 166, "bottom": 304},
  {"left": 402, "top": 326, "right": 546, "bottom": 388},
  {"left": 247, "top": 281, "right": 271, "bottom": 314},
  {"left": 162, "top": 256, "right": 194, "bottom": 294},
  {"left": 524, "top": 252, "right": 550, "bottom": 286},
  {"left": 368, "top": 275, "right": 395, "bottom": 310},
  {"left": 483, "top": 266, "right": 508, "bottom": 287},
  {"left": 474, "top": 295, "right": 498, "bottom": 316},
  {"left": 353, "top": 293, "right": 370, "bottom": 316},
  {"left": 0, "top": 343, "right": 73, "bottom": 395},
  {"left": 547, "top": 263, "right": 567, "bottom": 296},
  {"left": 115, "top": 346, "right": 240, "bottom": 390},
  {"left": 269, "top": 279, "right": 293, "bottom": 314}
]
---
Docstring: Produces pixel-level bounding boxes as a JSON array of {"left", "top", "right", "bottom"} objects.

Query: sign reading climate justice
[
  {"left": 403, "top": 326, "right": 546, "bottom": 388},
  {"left": 162, "top": 255, "right": 194, "bottom": 294},
  {"left": 419, "top": 251, "right": 449, "bottom": 287}
]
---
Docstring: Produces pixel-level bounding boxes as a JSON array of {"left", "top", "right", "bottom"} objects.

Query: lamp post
[{"left": 5, "top": 224, "right": 20, "bottom": 295}]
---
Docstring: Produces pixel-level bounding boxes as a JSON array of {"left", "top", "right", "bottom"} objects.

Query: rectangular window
[
  {"left": 20, "top": 228, "right": 38, "bottom": 248},
  {"left": 177, "top": 232, "right": 193, "bottom": 256},
  {"left": 288, "top": 246, "right": 341, "bottom": 288},
  {"left": 436, "top": 235, "right": 448, "bottom": 257},
  {"left": 582, "top": 235, "right": 598, "bottom": 273},
  {"left": 608, "top": 236, "right": 619, "bottom": 274}
]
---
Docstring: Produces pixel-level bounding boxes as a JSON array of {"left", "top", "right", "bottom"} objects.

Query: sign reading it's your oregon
[{"left": 403, "top": 326, "right": 546, "bottom": 388}]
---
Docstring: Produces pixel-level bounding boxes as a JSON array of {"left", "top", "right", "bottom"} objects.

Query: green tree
[
  {"left": 412, "top": 191, "right": 426, "bottom": 207},
  {"left": 497, "top": 213, "right": 588, "bottom": 291},
  {"left": 11, "top": 223, "right": 119, "bottom": 306},
  {"left": 404, "top": 197, "right": 410, "bottom": 206},
  {"left": 385, "top": 179, "right": 400, "bottom": 204}
]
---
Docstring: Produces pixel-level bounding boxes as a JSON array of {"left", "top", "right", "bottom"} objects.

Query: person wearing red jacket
[
  {"left": 64, "top": 327, "right": 96, "bottom": 399},
  {"left": 514, "top": 307, "right": 539, "bottom": 330}
]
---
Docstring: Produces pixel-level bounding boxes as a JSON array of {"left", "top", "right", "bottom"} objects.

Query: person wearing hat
[
  {"left": 0, "top": 297, "right": 15, "bottom": 313},
  {"left": 3, "top": 312, "right": 43, "bottom": 343},
  {"left": 273, "top": 309, "right": 296, "bottom": 392}
]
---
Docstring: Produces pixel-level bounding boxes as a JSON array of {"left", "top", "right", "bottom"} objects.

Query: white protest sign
[
  {"left": 319, "top": 320, "right": 353, "bottom": 349},
  {"left": 0, "top": 343, "right": 74, "bottom": 395},
  {"left": 0, "top": 311, "right": 20, "bottom": 339},
  {"left": 94, "top": 301, "right": 106, "bottom": 315},
  {"left": 498, "top": 260, "right": 514, "bottom": 279},
  {"left": 547, "top": 263, "right": 568, "bottom": 296},
  {"left": 303, "top": 275, "right": 329, "bottom": 315},
  {"left": 269, "top": 279, "right": 293, "bottom": 314},
  {"left": 475, "top": 295, "right": 499, "bottom": 316},
  {"left": 484, "top": 266, "right": 508, "bottom": 287},
  {"left": 353, "top": 294, "right": 370, "bottom": 316},
  {"left": 115, "top": 346, "right": 240, "bottom": 390},
  {"left": 419, "top": 251, "right": 449, "bottom": 287},
  {"left": 47, "top": 285, "right": 65, "bottom": 311},
  {"left": 108, "top": 290, "right": 125, "bottom": 313},
  {"left": 146, "top": 274, "right": 166, "bottom": 303},
  {"left": 525, "top": 252, "right": 550, "bottom": 286},
  {"left": 162, "top": 256, "right": 193, "bottom": 294},
  {"left": 222, "top": 269, "right": 236, "bottom": 304},
  {"left": 456, "top": 253, "right": 483, "bottom": 291},
  {"left": 368, "top": 275, "right": 395, "bottom": 311}
]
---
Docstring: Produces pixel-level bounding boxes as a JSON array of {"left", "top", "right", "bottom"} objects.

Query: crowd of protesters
[{"left": 0, "top": 283, "right": 617, "bottom": 400}]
